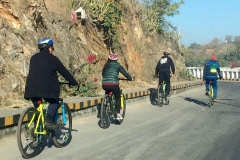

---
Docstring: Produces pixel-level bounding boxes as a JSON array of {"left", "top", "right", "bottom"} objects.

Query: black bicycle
[{"left": 99, "top": 78, "right": 129, "bottom": 129}]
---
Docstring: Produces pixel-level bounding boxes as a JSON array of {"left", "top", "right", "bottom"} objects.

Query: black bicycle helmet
[
  {"left": 38, "top": 38, "right": 54, "bottom": 50},
  {"left": 163, "top": 51, "right": 170, "bottom": 56}
]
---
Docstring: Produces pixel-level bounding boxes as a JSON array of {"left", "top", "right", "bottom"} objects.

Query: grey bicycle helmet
[{"left": 38, "top": 38, "right": 54, "bottom": 50}]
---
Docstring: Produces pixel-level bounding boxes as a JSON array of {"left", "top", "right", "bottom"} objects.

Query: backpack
[{"left": 209, "top": 61, "right": 217, "bottom": 73}]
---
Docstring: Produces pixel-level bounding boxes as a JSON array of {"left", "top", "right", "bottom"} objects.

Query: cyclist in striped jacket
[{"left": 102, "top": 53, "right": 134, "bottom": 120}]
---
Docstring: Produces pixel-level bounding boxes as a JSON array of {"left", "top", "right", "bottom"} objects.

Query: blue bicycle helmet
[{"left": 38, "top": 38, "right": 54, "bottom": 50}]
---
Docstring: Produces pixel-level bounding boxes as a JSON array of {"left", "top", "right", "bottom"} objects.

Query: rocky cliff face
[{"left": 0, "top": 0, "right": 185, "bottom": 107}]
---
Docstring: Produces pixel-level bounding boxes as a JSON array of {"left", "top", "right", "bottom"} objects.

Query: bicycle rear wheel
[
  {"left": 100, "top": 94, "right": 111, "bottom": 129},
  {"left": 17, "top": 107, "right": 41, "bottom": 159},
  {"left": 157, "top": 85, "right": 164, "bottom": 107},
  {"left": 208, "top": 86, "right": 214, "bottom": 107},
  {"left": 52, "top": 103, "right": 72, "bottom": 148}
]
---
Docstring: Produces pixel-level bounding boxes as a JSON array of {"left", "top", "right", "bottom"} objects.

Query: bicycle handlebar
[
  {"left": 154, "top": 75, "right": 172, "bottom": 78},
  {"left": 119, "top": 76, "right": 135, "bottom": 81},
  {"left": 118, "top": 78, "right": 129, "bottom": 80},
  {"left": 59, "top": 82, "right": 70, "bottom": 85}
]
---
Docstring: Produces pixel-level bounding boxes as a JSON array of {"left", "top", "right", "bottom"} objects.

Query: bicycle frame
[
  {"left": 27, "top": 101, "right": 47, "bottom": 135},
  {"left": 109, "top": 91, "right": 124, "bottom": 109},
  {"left": 56, "top": 101, "right": 67, "bottom": 125},
  {"left": 159, "top": 81, "right": 166, "bottom": 96},
  {"left": 27, "top": 100, "right": 67, "bottom": 135},
  {"left": 120, "top": 92, "right": 124, "bottom": 109}
]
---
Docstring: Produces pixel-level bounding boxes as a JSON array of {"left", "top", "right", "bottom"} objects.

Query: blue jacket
[{"left": 203, "top": 60, "right": 221, "bottom": 79}]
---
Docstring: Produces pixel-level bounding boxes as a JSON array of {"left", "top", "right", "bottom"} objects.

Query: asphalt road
[{"left": 1, "top": 81, "right": 240, "bottom": 160}]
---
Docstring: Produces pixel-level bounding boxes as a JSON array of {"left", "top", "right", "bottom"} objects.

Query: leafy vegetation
[
  {"left": 59, "top": 54, "right": 103, "bottom": 97},
  {"left": 68, "top": 0, "right": 185, "bottom": 51},
  {"left": 131, "top": 0, "right": 184, "bottom": 36},
  {"left": 185, "top": 35, "right": 240, "bottom": 67},
  {"left": 68, "top": 0, "right": 123, "bottom": 51}
]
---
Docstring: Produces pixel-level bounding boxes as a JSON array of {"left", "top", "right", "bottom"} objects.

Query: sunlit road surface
[{"left": 1, "top": 81, "right": 240, "bottom": 160}]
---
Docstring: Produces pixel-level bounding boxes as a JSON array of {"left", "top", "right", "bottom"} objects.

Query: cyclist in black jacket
[
  {"left": 24, "top": 38, "right": 78, "bottom": 129},
  {"left": 155, "top": 51, "right": 175, "bottom": 97}
]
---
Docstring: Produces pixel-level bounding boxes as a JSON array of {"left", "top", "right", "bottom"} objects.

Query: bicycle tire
[
  {"left": 117, "top": 93, "right": 126, "bottom": 124},
  {"left": 157, "top": 85, "right": 164, "bottom": 107},
  {"left": 210, "top": 86, "right": 214, "bottom": 106},
  {"left": 52, "top": 103, "right": 72, "bottom": 148},
  {"left": 100, "top": 94, "right": 111, "bottom": 129},
  {"left": 208, "top": 86, "right": 214, "bottom": 107},
  {"left": 166, "top": 97, "right": 170, "bottom": 105},
  {"left": 17, "top": 107, "right": 41, "bottom": 159}
]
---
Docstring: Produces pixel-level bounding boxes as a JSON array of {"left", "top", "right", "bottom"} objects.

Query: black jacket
[
  {"left": 24, "top": 50, "right": 78, "bottom": 100},
  {"left": 155, "top": 55, "right": 175, "bottom": 75},
  {"left": 102, "top": 60, "right": 132, "bottom": 84}
]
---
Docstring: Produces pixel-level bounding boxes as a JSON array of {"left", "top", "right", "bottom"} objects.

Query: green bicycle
[
  {"left": 157, "top": 81, "right": 170, "bottom": 107},
  {"left": 17, "top": 83, "right": 73, "bottom": 158}
]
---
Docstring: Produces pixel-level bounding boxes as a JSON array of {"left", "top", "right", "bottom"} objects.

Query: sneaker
[
  {"left": 166, "top": 95, "right": 171, "bottom": 98},
  {"left": 214, "top": 99, "right": 217, "bottom": 102},
  {"left": 116, "top": 115, "right": 123, "bottom": 120},
  {"left": 205, "top": 91, "right": 209, "bottom": 96}
]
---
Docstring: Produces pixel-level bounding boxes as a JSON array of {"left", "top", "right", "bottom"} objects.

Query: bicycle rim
[
  {"left": 158, "top": 85, "right": 163, "bottom": 107},
  {"left": 211, "top": 87, "right": 214, "bottom": 106},
  {"left": 208, "top": 88, "right": 213, "bottom": 107},
  {"left": 52, "top": 103, "right": 72, "bottom": 148},
  {"left": 17, "top": 107, "right": 41, "bottom": 159},
  {"left": 100, "top": 95, "right": 111, "bottom": 129}
]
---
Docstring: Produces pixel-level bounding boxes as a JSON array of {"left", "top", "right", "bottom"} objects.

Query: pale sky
[{"left": 167, "top": 0, "right": 240, "bottom": 47}]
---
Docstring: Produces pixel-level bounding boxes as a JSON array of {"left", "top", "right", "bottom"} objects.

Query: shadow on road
[
  {"left": 181, "top": 97, "right": 208, "bottom": 107},
  {"left": 148, "top": 88, "right": 158, "bottom": 106}
]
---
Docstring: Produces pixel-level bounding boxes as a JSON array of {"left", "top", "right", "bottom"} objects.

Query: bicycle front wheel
[
  {"left": 118, "top": 93, "right": 126, "bottom": 124},
  {"left": 17, "top": 107, "right": 41, "bottom": 159},
  {"left": 52, "top": 103, "right": 72, "bottom": 148},
  {"left": 157, "top": 85, "right": 164, "bottom": 107}
]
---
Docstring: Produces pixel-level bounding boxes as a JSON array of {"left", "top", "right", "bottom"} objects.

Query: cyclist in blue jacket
[{"left": 203, "top": 55, "right": 222, "bottom": 102}]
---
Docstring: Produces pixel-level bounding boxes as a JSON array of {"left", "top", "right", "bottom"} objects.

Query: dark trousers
[
  {"left": 158, "top": 70, "right": 171, "bottom": 95},
  {"left": 31, "top": 97, "right": 59, "bottom": 116},
  {"left": 205, "top": 76, "right": 218, "bottom": 98},
  {"left": 102, "top": 85, "right": 121, "bottom": 113}
]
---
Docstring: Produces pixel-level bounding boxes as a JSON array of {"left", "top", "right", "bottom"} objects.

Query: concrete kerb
[
  {"left": 196, "top": 77, "right": 240, "bottom": 82},
  {"left": 0, "top": 81, "right": 203, "bottom": 139}
]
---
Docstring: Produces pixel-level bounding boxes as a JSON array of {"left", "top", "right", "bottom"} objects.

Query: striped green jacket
[{"left": 102, "top": 61, "right": 132, "bottom": 84}]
